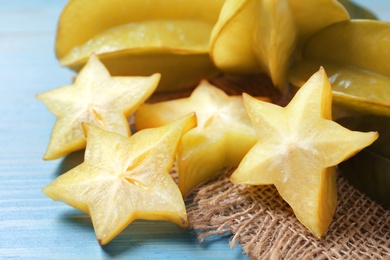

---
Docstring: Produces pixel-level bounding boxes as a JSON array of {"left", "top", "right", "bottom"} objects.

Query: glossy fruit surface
[
  {"left": 209, "top": 0, "right": 349, "bottom": 92},
  {"left": 231, "top": 68, "right": 378, "bottom": 237},
  {"left": 337, "top": 114, "right": 390, "bottom": 208},
  {"left": 136, "top": 81, "right": 257, "bottom": 196},
  {"left": 55, "top": 0, "right": 225, "bottom": 91},
  {"left": 37, "top": 55, "right": 160, "bottom": 159},
  {"left": 59, "top": 20, "right": 217, "bottom": 92},
  {"left": 55, "top": 0, "right": 225, "bottom": 58},
  {"left": 303, "top": 20, "right": 390, "bottom": 76},
  {"left": 42, "top": 114, "right": 196, "bottom": 245},
  {"left": 288, "top": 20, "right": 390, "bottom": 116},
  {"left": 287, "top": 19, "right": 390, "bottom": 211},
  {"left": 288, "top": 60, "right": 390, "bottom": 116}
]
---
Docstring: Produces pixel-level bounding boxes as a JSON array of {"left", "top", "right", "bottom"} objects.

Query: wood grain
[
  {"left": 0, "top": 1, "right": 246, "bottom": 259},
  {"left": 0, "top": 1, "right": 388, "bottom": 259}
]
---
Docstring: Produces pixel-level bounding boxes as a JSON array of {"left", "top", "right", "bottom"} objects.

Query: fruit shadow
[
  {"left": 53, "top": 154, "right": 245, "bottom": 257},
  {"left": 60, "top": 209, "right": 95, "bottom": 236},
  {"left": 54, "top": 150, "right": 85, "bottom": 176},
  {"left": 103, "top": 224, "right": 247, "bottom": 258},
  {"left": 60, "top": 210, "right": 204, "bottom": 257},
  {"left": 101, "top": 221, "right": 202, "bottom": 257}
]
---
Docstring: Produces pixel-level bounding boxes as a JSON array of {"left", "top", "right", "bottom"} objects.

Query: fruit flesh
[
  {"left": 231, "top": 68, "right": 378, "bottom": 237},
  {"left": 136, "top": 81, "right": 257, "bottom": 196},
  {"left": 338, "top": 0, "right": 377, "bottom": 19},
  {"left": 42, "top": 114, "right": 197, "bottom": 245},
  {"left": 36, "top": 55, "right": 160, "bottom": 159}
]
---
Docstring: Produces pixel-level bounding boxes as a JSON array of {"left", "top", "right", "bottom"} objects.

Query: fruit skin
[
  {"left": 337, "top": 114, "right": 390, "bottom": 208},
  {"left": 63, "top": 52, "right": 217, "bottom": 93},
  {"left": 288, "top": 20, "right": 390, "bottom": 116},
  {"left": 59, "top": 20, "right": 219, "bottom": 92},
  {"left": 288, "top": 60, "right": 390, "bottom": 116},
  {"left": 36, "top": 55, "right": 160, "bottom": 160},
  {"left": 55, "top": 0, "right": 225, "bottom": 59},
  {"left": 209, "top": 0, "right": 349, "bottom": 93},
  {"left": 303, "top": 20, "right": 390, "bottom": 77},
  {"left": 55, "top": 0, "right": 225, "bottom": 91},
  {"left": 231, "top": 68, "right": 378, "bottom": 238},
  {"left": 287, "top": 20, "right": 390, "bottom": 210},
  {"left": 42, "top": 113, "right": 197, "bottom": 246},
  {"left": 136, "top": 81, "right": 257, "bottom": 197}
]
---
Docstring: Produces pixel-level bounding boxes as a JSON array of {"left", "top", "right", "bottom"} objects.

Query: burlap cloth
[
  {"left": 184, "top": 168, "right": 390, "bottom": 260},
  {"left": 151, "top": 74, "right": 389, "bottom": 259}
]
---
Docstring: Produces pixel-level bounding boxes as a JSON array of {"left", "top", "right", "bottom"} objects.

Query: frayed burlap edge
[
  {"left": 186, "top": 168, "right": 390, "bottom": 260},
  {"left": 146, "top": 74, "right": 389, "bottom": 259}
]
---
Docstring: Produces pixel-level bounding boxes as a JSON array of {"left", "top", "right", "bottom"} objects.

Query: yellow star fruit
[
  {"left": 288, "top": 20, "right": 390, "bottom": 116},
  {"left": 55, "top": 0, "right": 225, "bottom": 91},
  {"left": 36, "top": 55, "right": 160, "bottom": 160},
  {"left": 210, "top": 0, "right": 349, "bottom": 93},
  {"left": 136, "top": 81, "right": 257, "bottom": 197},
  {"left": 42, "top": 113, "right": 197, "bottom": 245},
  {"left": 231, "top": 68, "right": 378, "bottom": 237}
]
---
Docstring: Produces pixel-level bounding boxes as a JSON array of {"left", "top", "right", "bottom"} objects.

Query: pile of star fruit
[{"left": 38, "top": 0, "right": 390, "bottom": 246}]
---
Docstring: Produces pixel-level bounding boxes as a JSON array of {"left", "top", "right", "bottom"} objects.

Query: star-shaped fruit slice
[
  {"left": 230, "top": 68, "right": 378, "bottom": 238},
  {"left": 37, "top": 54, "right": 160, "bottom": 160},
  {"left": 136, "top": 81, "right": 259, "bottom": 196},
  {"left": 42, "top": 113, "right": 196, "bottom": 245}
]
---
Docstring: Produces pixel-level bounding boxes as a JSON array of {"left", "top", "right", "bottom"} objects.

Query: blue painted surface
[
  {"left": 0, "top": 1, "right": 247, "bottom": 259},
  {"left": 0, "top": 1, "right": 388, "bottom": 259},
  {"left": 353, "top": 0, "right": 390, "bottom": 21}
]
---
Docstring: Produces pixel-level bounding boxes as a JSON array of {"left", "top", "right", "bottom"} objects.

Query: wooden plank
[
  {"left": 0, "top": 1, "right": 247, "bottom": 259},
  {"left": 1, "top": 0, "right": 389, "bottom": 259}
]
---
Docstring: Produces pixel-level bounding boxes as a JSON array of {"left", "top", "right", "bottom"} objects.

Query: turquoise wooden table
[{"left": 0, "top": 1, "right": 388, "bottom": 259}]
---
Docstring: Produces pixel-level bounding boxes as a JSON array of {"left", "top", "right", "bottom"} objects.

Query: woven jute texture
[
  {"left": 151, "top": 74, "right": 389, "bottom": 259},
  {"left": 186, "top": 168, "right": 390, "bottom": 260}
]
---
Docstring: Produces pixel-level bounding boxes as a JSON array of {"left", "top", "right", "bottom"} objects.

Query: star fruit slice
[
  {"left": 209, "top": 0, "right": 349, "bottom": 92},
  {"left": 288, "top": 20, "right": 390, "bottom": 116},
  {"left": 42, "top": 113, "right": 197, "bottom": 246},
  {"left": 55, "top": 0, "right": 225, "bottom": 91},
  {"left": 36, "top": 55, "right": 160, "bottom": 160},
  {"left": 231, "top": 68, "right": 378, "bottom": 238},
  {"left": 136, "top": 81, "right": 257, "bottom": 197}
]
